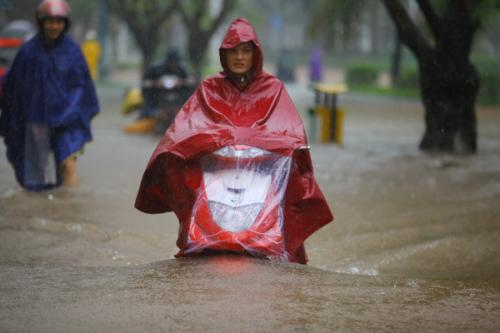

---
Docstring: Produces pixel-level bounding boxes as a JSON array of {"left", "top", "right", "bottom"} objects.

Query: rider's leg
[{"left": 62, "top": 156, "right": 79, "bottom": 187}]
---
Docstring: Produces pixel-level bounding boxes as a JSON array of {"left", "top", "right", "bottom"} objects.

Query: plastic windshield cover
[
  {"left": 24, "top": 123, "right": 57, "bottom": 187},
  {"left": 186, "top": 145, "right": 292, "bottom": 260}
]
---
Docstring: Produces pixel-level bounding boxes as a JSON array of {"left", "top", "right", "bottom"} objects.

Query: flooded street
[{"left": 1, "top": 83, "right": 499, "bottom": 332}]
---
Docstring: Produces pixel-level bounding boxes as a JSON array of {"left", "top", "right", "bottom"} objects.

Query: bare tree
[
  {"left": 106, "top": 0, "right": 179, "bottom": 72},
  {"left": 177, "top": 0, "right": 236, "bottom": 81},
  {"left": 382, "top": 0, "right": 499, "bottom": 153},
  {"left": 305, "top": 0, "right": 368, "bottom": 53}
]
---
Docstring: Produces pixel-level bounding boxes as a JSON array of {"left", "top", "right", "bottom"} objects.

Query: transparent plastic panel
[
  {"left": 186, "top": 145, "right": 292, "bottom": 260},
  {"left": 24, "top": 123, "right": 57, "bottom": 187}
]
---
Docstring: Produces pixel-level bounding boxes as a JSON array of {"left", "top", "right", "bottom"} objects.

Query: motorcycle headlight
[
  {"left": 213, "top": 146, "right": 271, "bottom": 159},
  {"left": 208, "top": 201, "right": 262, "bottom": 232}
]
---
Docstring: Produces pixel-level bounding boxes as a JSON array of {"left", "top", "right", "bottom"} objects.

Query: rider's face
[
  {"left": 42, "top": 17, "right": 65, "bottom": 41},
  {"left": 225, "top": 42, "right": 255, "bottom": 75}
]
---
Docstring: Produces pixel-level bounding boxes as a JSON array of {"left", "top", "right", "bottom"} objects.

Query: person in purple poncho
[
  {"left": 0, "top": 0, "right": 99, "bottom": 191},
  {"left": 309, "top": 47, "right": 323, "bottom": 83}
]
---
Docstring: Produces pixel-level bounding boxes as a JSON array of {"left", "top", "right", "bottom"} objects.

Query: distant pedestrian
[
  {"left": 309, "top": 47, "right": 323, "bottom": 83},
  {"left": 81, "top": 29, "right": 101, "bottom": 81},
  {"left": 0, "top": 0, "right": 99, "bottom": 191}
]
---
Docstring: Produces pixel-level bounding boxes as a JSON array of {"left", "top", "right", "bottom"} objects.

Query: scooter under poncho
[{"left": 135, "top": 17, "right": 333, "bottom": 264}]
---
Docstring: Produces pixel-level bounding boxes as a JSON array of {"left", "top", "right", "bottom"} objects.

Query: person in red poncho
[{"left": 135, "top": 17, "right": 333, "bottom": 264}]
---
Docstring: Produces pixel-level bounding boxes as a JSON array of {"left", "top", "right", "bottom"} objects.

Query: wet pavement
[{"left": 1, "top": 81, "right": 500, "bottom": 332}]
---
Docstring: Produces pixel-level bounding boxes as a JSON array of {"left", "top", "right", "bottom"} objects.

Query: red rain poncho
[{"left": 135, "top": 18, "right": 333, "bottom": 264}]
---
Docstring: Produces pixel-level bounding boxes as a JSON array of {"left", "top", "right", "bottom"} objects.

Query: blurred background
[
  {"left": 1, "top": 0, "right": 499, "bottom": 107},
  {"left": 1, "top": 2, "right": 500, "bottom": 331}
]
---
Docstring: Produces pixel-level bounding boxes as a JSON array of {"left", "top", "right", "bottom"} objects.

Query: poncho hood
[{"left": 219, "top": 17, "right": 263, "bottom": 75}]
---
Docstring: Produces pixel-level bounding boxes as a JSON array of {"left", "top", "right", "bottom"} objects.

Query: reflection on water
[
  {"left": 1, "top": 89, "right": 499, "bottom": 331},
  {"left": 1, "top": 256, "right": 499, "bottom": 332}
]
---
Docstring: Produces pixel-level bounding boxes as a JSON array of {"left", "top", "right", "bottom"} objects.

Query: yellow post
[
  {"left": 312, "top": 83, "right": 348, "bottom": 145},
  {"left": 315, "top": 106, "right": 331, "bottom": 143},
  {"left": 334, "top": 107, "right": 345, "bottom": 145}
]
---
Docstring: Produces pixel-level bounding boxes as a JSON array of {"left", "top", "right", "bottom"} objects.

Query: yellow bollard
[
  {"left": 81, "top": 31, "right": 101, "bottom": 81},
  {"left": 315, "top": 106, "right": 330, "bottom": 143},
  {"left": 311, "top": 83, "right": 348, "bottom": 145},
  {"left": 334, "top": 107, "right": 345, "bottom": 145}
]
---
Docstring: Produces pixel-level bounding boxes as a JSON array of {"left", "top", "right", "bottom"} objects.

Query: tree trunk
[
  {"left": 187, "top": 31, "right": 208, "bottom": 82},
  {"left": 390, "top": 31, "right": 402, "bottom": 85},
  {"left": 142, "top": 46, "right": 155, "bottom": 74},
  {"left": 191, "top": 61, "right": 203, "bottom": 83},
  {"left": 381, "top": 0, "right": 482, "bottom": 154},
  {"left": 418, "top": 54, "right": 479, "bottom": 153},
  {"left": 178, "top": 0, "right": 235, "bottom": 82},
  {"left": 106, "top": 0, "right": 179, "bottom": 77},
  {"left": 132, "top": 31, "right": 158, "bottom": 74}
]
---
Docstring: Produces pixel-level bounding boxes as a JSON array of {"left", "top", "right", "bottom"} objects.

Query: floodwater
[{"left": 1, "top": 84, "right": 499, "bottom": 332}]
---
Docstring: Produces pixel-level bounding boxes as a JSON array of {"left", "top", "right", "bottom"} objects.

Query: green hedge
[
  {"left": 345, "top": 57, "right": 499, "bottom": 106},
  {"left": 346, "top": 63, "right": 379, "bottom": 86},
  {"left": 474, "top": 57, "right": 500, "bottom": 104},
  {"left": 395, "top": 66, "right": 419, "bottom": 89}
]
